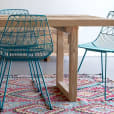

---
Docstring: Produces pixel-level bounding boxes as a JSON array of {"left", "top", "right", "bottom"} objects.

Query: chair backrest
[
  {"left": 0, "top": 9, "right": 29, "bottom": 15},
  {"left": 93, "top": 11, "right": 114, "bottom": 50},
  {"left": 0, "top": 15, "right": 53, "bottom": 52},
  {"left": 0, "top": 9, "right": 29, "bottom": 38}
]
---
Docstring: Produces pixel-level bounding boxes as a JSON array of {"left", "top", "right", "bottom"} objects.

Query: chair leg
[
  {"left": 78, "top": 49, "right": 87, "bottom": 72},
  {"left": 31, "top": 61, "right": 41, "bottom": 92},
  {"left": 0, "top": 61, "right": 8, "bottom": 88},
  {"left": 78, "top": 51, "right": 104, "bottom": 90},
  {"left": 104, "top": 53, "right": 107, "bottom": 100},
  {"left": 104, "top": 53, "right": 114, "bottom": 100},
  {"left": 0, "top": 59, "right": 5, "bottom": 81},
  {"left": 0, "top": 60, "right": 11, "bottom": 111},
  {"left": 35, "top": 61, "right": 53, "bottom": 110},
  {"left": 0, "top": 59, "right": 5, "bottom": 108},
  {"left": 101, "top": 52, "right": 104, "bottom": 83},
  {"left": 28, "top": 61, "right": 40, "bottom": 92},
  {"left": 104, "top": 52, "right": 114, "bottom": 100}
]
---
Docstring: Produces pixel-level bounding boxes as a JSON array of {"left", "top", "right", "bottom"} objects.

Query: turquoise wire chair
[
  {"left": 0, "top": 15, "right": 53, "bottom": 111},
  {"left": 0, "top": 9, "right": 29, "bottom": 15},
  {"left": 78, "top": 11, "right": 114, "bottom": 101}
]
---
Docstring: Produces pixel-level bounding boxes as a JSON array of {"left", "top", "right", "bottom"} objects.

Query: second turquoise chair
[{"left": 78, "top": 11, "right": 114, "bottom": 101}]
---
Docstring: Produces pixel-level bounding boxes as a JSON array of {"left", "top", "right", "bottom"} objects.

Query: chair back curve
[
  {"left": 0, "top": 9, "right": 29, "bottom": 15},
  {"left": 93, "top": 11, "right": 114, "bottom": 50},
  {"left": 0, "top": 9, "right": 29, "bottom": 40}
]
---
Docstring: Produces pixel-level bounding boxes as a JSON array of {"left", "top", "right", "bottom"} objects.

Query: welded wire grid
[
  {"left": 0, "top": 9, "right": 29, "bottom": 15},
  {"left": 93, "top": 11, "right": 114, "bottom": 51},
  {"left": 0, "top": 15, "right": 53, "bottom": 60},
  {"left": 0, "top": 14, "right": 53, "bottom": 110},
  {"left": 0, "top": 9, "right": 29, "bottom": 45}
]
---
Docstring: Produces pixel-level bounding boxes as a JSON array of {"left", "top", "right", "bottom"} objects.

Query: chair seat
[
  {"left": 0, "top": 44, "right": 53, "bottom": 60},
  {"left": 78, "top": 42, "right": 114, "bottom": 52},
  {"left": 78, "top": 11, "right": 114, "bottom": 101}
]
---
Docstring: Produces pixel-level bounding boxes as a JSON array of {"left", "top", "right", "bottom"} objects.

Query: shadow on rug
[{"left": 1, "top": 74, "right": 114, "bottom": 114}]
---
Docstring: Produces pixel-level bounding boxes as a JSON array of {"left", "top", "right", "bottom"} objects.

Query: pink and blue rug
[{"left": 1, "top": 74, "right": 114, "bottom": 114}]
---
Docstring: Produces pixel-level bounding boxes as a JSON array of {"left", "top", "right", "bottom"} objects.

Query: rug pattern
[{"left": 0, "top": 74, "right": 114, "bottom": 114}]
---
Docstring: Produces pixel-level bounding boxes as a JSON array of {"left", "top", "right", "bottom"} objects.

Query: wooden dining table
[{"left": 0, "top": 15, "right": 114, "bottom": 102}]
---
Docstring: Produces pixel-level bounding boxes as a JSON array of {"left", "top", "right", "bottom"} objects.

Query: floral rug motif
[{"left": 1, "top": 74, "right": 114, "bottom": 114}]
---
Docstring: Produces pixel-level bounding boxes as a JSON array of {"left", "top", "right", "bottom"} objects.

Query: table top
[
  {"left": 0, "top": 15, "right": 114, "bottom": 27},
  {"left": 47, "top": 15, "right": 114, "bottom": 26}
]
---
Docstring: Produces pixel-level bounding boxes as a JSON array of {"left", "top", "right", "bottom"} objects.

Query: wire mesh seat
[
  {"left": 0, "top": 15, "right": 53, "bottom": 111},
  {"left": 78, "top": 11, "right": 114, "bottom": 101}
]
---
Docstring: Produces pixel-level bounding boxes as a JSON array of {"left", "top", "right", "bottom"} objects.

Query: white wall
[
  {"left": 0, "top": 0, "right": 114, "bottom": 15},
  {"left": 0, "top": 0, "right": 114, "bottom": 51}
]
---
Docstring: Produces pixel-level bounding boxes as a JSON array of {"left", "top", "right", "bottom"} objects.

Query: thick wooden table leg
[
  {"left": 69, "top": 26, "right": 78, "bottom": 101},
  {"left": 56, "top": 27, "right": 78, "bottom": 101},
  {"left": 56, "top": 30, "right": 64, "bottom": 85}
]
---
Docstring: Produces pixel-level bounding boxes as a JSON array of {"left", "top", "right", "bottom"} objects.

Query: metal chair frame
[
  {"left": 78, "top": 11, "right": 114, "bottom": 101},
  {"left": 0, "top": 15, "right": 53, "bottom": 111}
]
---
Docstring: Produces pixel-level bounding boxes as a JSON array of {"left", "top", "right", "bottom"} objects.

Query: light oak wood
[
  {"left": 0, "top": 15, "right": 114, "bottom": 27},
  {"left": 56, "top": 30, "right": 64, "bottom": 85},
  {"left": 0, "top": 15, "right": 114, "bottom": 102},
  {"left": 69, "top": 27, "right": 78, "bottom": 101},
  {"left": 58, "top": 81, "right": 69, "bottom": 99},
  {"left": 47, "top": 15, "right": 114, "bottom": 27}
]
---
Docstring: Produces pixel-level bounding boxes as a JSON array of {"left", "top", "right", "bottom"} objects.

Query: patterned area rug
[{"left": 0, "top": 74, "right": 114, "bottom": 114}]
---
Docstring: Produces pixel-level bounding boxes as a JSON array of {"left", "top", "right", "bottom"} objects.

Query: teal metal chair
[
  {"left": 0, "top": 15, "right": 53, "bottom": 111},
  {"left": 78, "top": 11, "right": 114, "bottom": 101},
  {"left": 0, "top": 9, "right": 29, "bottom": 15}
]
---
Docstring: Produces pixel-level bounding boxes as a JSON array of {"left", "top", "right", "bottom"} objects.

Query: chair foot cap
[
  {"left": 0, "top": 108, "right": 3, "bottom": 112},
  {"left": 50, "top": 107, "right": 53, "bottom": 110}
]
